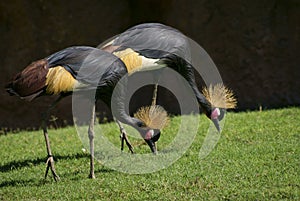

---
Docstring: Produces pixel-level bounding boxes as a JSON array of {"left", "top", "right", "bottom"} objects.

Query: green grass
[{"left": 0, "top": 108, "right": 299, "bottom": 200}]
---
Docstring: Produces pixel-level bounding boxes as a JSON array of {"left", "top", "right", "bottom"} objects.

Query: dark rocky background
[{"left": 1, "top": 0, "right": 299, "bottom": 130}]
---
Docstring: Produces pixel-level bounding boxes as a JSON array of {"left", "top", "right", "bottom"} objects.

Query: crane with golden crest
[
  {"left": 6, "top": 23, "right": 236, "bottom": 181},
  {"left": 101, "top": 23, "right": 237, "bottom": 130}
]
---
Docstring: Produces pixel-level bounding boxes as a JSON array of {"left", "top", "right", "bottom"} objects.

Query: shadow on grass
[
  {"left": 0, "top": 170, "right": 116, "bottom": 188},
  {"left": 0, "top": 152, "right": 116, "bottom": 187},
  {"left": 0, "top": 179, "right": 37, "bottom": 188},
  {"left": 0, "top": 152, "right": 90, "bottom": 173}
]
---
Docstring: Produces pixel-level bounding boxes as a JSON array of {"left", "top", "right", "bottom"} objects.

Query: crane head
[
  {"left": 131, "top": 117, "right": 161, "bottom": 154},
  {"left": 133, "top": 105, "right": 169, "bottom": 154},
  {"left": 202, "top": 84, "right": 237, "bottom": 132}
]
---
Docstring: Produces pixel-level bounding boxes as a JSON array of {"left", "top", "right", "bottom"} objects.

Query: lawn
[{"left": 0, "top": 108, "right": 299, "bottom": 200}]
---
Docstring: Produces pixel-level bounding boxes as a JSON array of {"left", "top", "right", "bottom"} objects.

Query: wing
[
  {"left": 46, "top": 46, "right": 127, "bottom": 87},
  {"left": 102, "top": 23, "right": 191, "bottom": 62}
]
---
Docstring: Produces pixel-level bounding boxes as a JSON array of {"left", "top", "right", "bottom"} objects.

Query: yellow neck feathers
[{"left": 45, "top": 66, "right": 77, "bottom": 94}]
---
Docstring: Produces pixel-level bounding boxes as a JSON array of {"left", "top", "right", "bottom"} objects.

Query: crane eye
[{"left": 137, "top": 121, "right": 146, "bottom": 128}]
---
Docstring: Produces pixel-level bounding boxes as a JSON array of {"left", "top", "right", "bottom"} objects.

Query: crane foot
[
  {"left": 45, "top": 156, "right": 60, "bottom": 181},
  {"left": 88, "top": 173, "right": 96, "bottom": 179},
  {"left": 120, "top": 131, "right": 134, "bottom": 154}
]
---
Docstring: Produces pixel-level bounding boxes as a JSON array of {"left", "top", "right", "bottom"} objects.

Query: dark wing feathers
[
  {"left": 6, "top": 46, "right": 127, "bottom": 101},
  {"left": 110, "top": 23, "right": 194, "bottom": 82},
  {"left": 47, "top": 46, "right": 99, "bottom": 77},
  {"left": 112, "top": 23, "right": 191, "bottom": 62},
  {"left": 46, "top": 46, "right": 127, "bottom": 87},
  {"left": 109, "top": 23, "right": 195, "bottom": 86}
]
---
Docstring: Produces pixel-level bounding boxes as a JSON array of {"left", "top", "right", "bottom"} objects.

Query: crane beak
[
  {"left": 143, "top": 130, "right": 161, "bottom": 154},
  {"left": 212, "top": 118, "right": 220, "bottom": 132},
  {"left": 211, "top": 108, "right": 221, "bottom": 132},
  {"left": 145, "top": 139, "right": 157, "bottom": 154}
]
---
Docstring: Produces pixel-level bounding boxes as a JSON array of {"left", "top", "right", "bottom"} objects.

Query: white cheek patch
[
  {"left": 144, "top": 129, "right": 154, "bottom": 140},
  {"left": 211, "top": 108, "right": 220, "bottom": 119}
]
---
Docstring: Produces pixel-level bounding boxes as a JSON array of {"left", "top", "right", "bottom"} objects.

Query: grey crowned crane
[
  {"left": 101, "top": 23, "right": 236, "bottom": 132},
  {"left": 6, "top": 23, "right": 236, "bottom": 181},
  {"left": 5, "top": 46, "right": 168, "bottom": 180}
]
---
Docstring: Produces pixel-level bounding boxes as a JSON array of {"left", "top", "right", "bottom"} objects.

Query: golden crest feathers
[
  {"left": 134, "top": 105, "right": 169, "bottom": 129},
  {"left": 202, "top": 84, "right": 237, "bottom": 109}
]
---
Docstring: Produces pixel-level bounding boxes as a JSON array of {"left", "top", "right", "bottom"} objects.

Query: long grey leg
[
  {"left": 151, "top": 83, "right": 159, "bottom": 151},
  {"left": 151, "top": 83, "right": 158, "bottom": 106},
  {"left": 88, "top": 103, "right": 96, "bottom": 179},
  {"left": 43, "top": 96, "right": 63, "bottom": 181}
]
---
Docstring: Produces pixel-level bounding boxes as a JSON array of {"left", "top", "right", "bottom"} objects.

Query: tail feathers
[{"left": 5, "top": 59, "right": 48, "bottom": 101}]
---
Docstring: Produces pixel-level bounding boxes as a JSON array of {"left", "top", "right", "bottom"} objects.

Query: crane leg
[
  {"left": 151, "top": 83, "right": 158, "bottom": 106},
  {"left": 43, "top": 96, "right": 63, "bottom": 181},
  {"left": 88, "top": 104, "right": 96, "bottom": 179},
  {"left": 115, "top": 119, "right": 134, "bottom": 154},
  {"left": 152, "top": 83, "right": 159, "bottom": 150}
]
